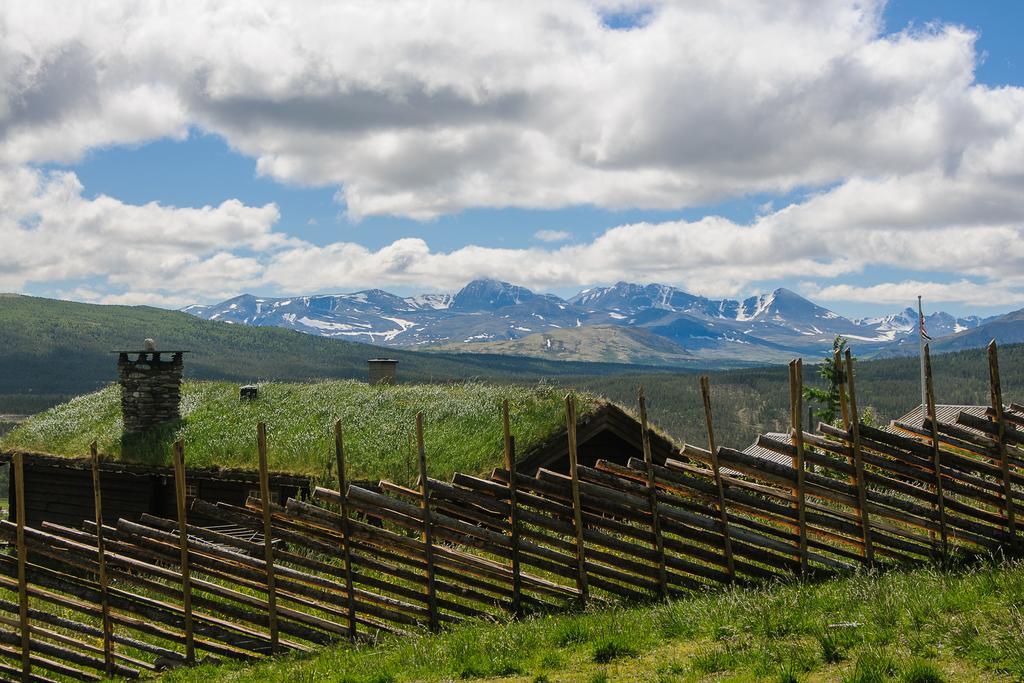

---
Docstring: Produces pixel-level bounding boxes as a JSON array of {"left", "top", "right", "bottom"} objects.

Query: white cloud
[
  {"left": 0, "top": 167, "right": 284, "bottom": 305},
  {"left": 0, "top": 1, "right": 1009, "bottom": 220},
  {"left": 1, "top": 1, "right": 1023, "bottom": 310},
  {"left": 807, "top": 280, "right": 1024, "bottom": 308},
  {"left": 534, "top": 229, "right": 571, "bottom": 243}
]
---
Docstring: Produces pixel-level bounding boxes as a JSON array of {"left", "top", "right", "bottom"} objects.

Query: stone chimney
[
  {"left": 117, "top": 342, "right": 186, "bottom": 434},
  {"left": 367, "top": 358, "right": 398, "bottom": 385}
]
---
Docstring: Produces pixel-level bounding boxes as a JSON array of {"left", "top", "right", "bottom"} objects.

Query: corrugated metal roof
[
  {"left": 893, "top": 404, "right": 989, "bottom": 428},
  {"left": 737, "top": 432, "right": 795, "bottom": 472}
]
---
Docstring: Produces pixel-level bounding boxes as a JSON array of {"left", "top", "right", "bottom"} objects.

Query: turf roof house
[
  {"left": 1, "top": 350, "right": 680, "bottom": 529},
  {"left": 1, "top": 347, "right": 311, "bottom": 528}
]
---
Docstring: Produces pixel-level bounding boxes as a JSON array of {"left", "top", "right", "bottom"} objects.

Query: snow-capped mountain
[
  {"left": 184, "top": 279, "right": 992, "bottom": 363},
  {"left": 855, "top": 307, "right": 991, "bottom": 342}
]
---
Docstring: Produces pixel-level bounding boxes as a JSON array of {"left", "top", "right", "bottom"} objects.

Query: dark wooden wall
[{"left": 8, "top": 463, "right": 309, "bottom": 529}]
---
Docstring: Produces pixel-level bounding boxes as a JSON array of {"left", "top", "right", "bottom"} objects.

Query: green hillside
[
  {"left": 159, "top": 558, "right": 1024, "bottom": 682},
  {"left": 0, "top": 293, "right": 670, "bottom": 414},
  {"left": 431, "top": 325, "right": 698, "bottom": 366},
  {"left": 1, "top": 380, "right": 601, "bottom": 484}
]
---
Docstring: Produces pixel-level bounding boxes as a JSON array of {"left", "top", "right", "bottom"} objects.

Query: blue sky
[{"left": 5, "top": 1, "right": 1024, "bottom": 318}]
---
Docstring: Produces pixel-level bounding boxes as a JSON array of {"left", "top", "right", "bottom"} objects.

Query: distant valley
[{"left": 185, "top": 279, "right": 1012, "bottom": 364}]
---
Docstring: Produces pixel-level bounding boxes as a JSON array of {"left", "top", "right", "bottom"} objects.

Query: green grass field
[
  {"left": 154, "top": 558, "right": 1024, "bottom": 683},
  {"left": 0, "top": 380, "right": 601, "bottom": 484}
]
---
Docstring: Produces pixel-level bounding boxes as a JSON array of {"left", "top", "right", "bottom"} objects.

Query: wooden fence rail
[{"left": 2, "top": 342, "right": 1023, "bottom": 681}]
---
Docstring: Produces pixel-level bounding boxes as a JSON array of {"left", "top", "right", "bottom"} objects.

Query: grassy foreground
[
  {"left": 157, "top": 559, "right": 1024, "bottom": 683},
  {"left": 1, "top": 380, "right": 601, "bottom": 483}
]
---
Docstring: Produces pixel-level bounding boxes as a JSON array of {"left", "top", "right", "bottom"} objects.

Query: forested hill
[
  {"left": 569, "top": 343, "right": 1024, "bottom": 450},
  {"left": 0, "top": 294, "right": 671, "bottom": 413}
]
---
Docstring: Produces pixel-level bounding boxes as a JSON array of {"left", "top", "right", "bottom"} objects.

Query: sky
[{"left": 2, "top": 1, "right": 1024, "bottom": 318}]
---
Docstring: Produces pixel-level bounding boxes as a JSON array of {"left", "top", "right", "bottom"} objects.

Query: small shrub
[
  {"left": 843, "top": 648, "right": 897, "bottom": 683},
  {"left": 819, "top": 631, "right": 847, "bottom": 664},
  {"left": 592, "top": 638, "right": 639, "bottom": 663},
  {"left": 900, "top": 658, "right": 945, "bottom": 683},
  {"left": 589, "top": 672, "right": 610, "bottom": 683},
  {"left": 532, "top": 675, "right": 551, "bottom": 683},
  {"left": 777, "top": 666, "right": 800, "bottom": 683},
  {"left": 553, "top": 620, "right": 593, "bottom": 647},
  {"left": 690, "top": 645, "right": 738, "bottom": 675}
]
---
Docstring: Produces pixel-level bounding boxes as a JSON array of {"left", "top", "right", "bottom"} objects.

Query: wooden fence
[{"left": 2, "top": 341, "right": 1023, "bottom": 681}]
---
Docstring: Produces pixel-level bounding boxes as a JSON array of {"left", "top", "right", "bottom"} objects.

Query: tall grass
[
  {"left": 1, "top": 380, "right": 600, "bottom": 483},
  {"left": 157, "top": 559, "right": 1024, "bottom": 682}
]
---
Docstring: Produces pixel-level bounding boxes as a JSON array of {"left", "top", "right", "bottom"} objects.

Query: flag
[{"left": 919, "top": 309, "right": 932, "bottom": 341}]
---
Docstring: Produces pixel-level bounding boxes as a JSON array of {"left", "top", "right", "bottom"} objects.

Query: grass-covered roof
[{"left": 1, "top": 380, "right": 602, "bottom": 484}]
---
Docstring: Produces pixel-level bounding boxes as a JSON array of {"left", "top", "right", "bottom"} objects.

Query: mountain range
[{"left": 184, "top": 280, "right": 1011, "bottom": 365}]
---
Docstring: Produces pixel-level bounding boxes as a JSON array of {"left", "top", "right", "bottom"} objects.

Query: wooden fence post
[
  {"left": 565, "top": 394, "right": 589, "bottom": 601},
  {"left": 416, "top": 412, "right": 440, "bottom": 631},
  {"left": 844, "top": 349, "right": 875, "bottom": 567},
  {"left": 700, "top": 376, "right": 736, "bottom": 582},
  {"left": 501, "top": 400, "right": 524, "bottom": 619},
  {"left": 171, "top": 439, "right": 195, "bottom": 665},
  {"left": 90, "top": 442, "right": 114, "bottom": 676},
  {"left": 13, "top": 450, "right": 31, "bottom": 681},
  {"left": 638, "top": 388, "right": 669, "bottom": 599},
  {"left": 835, "top": 347, "right": 850, "bottom": 430},
  {"left": 256, "top": 422, "right": 280, "bottom": 654},
  {"left": 334, "top": 420, "right": 358, "bottom": 639},
  {"left": 788, "top": 361, "right": 809, "bottom": 575},
  {"left": 923, "top": 345, "right": 950, "bottom": 564},
  {"left": 987, "top": 340, "right": 1018, "bottom": 547}
]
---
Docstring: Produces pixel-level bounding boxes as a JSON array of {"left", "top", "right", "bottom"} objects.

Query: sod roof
[{"left": 0, "top": 380, "right": 603, "bottom": 484}]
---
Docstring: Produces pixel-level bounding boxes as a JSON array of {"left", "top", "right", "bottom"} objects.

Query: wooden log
[
  {"left": 988, "top": 340, "right": 1018, "bottom": 547},
  {"left": 416, "top": 413, "right": 440, "bottom": 631},
  {"left": 565, "top": 394, "right": 589, "bottom": 600},
  {"left": 0, "top": 594, "right": 182, "bottom": 666},
  {"left": 757, "top": 434, "right": 1007, "bottom": 549},
  {"left": 14, "top": 449, "right": 31, "bottom": 681},
  {"left": 700, "top": 376, "right": 736, "bottom": 581},
  {"left": 502, "top": 400, "right": 523, "bottom": 618},
  {"left": 256, "top": 423, "right": 280, "bottom": 654},
  {"left": 789, "top": 360, "right": 809, "bottom": 574},
  {"left": 638, "top": 388, "right": 669, "bottom": 599},
  {"left": 0, "top": 617, "right": 139, "bottom": 679},
  {"left": 0, "top": 639, "right": 98, "bottom": 682},
  {"left": 845, "top": 349, "right": 874, "bottom": 566},
  {"left": 923, "top": 345, "right": 949, "bottom": 564},
  {"left": 89, "top": 442, "right": 114, "bottom": 677},
  {"left": 2, "top": 521, "right": 307, "bottom": 655},
  {"left": 334, "top": 420, "right": 358, "bottom": 639},
  {"left": 140, "top": 511, "right": 459, "bottom": 628},
  {"left": 171, "top": 440, "right": 195, "bottom": 665},
  {"left": 0, "top": 553, "right": 261, "bottom": 660}
]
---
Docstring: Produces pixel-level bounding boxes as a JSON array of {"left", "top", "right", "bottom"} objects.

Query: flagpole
[{"left": 918, "top": 295, "right": 927, "bottom": 418}]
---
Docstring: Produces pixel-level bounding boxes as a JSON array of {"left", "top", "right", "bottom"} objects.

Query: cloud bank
[{"left": 1, "top": 1, "right": 1023, "bottom": 308}]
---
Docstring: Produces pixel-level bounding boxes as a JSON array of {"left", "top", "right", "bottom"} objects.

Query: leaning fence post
[
  {"left": 171, "top": 440, "right": 196, "bottom": 665},
  {"left": 923, "top": 345, "right": 950, "bottom": 564},
  {"left": 14, "top": 450, "right": 31, "bottom": 681},
  {"left": 700, "top": 376, "right": 736, "bottom": 582},
  {"left": 844, "top": 349, "right": 875, "bottom": 567},
  {"left": 415, "top": 413, "right": 440, "bottom": 631},
  {"left": 501, "top": 400, "right": 524, "bottom": 619},
  {"left": 638, "top": 388, "right": 669, "bottom": 599},
  {"left": 565, "top": 394, "right": 589, "bottom": 602},
  {"left": 987, "top": 340, "right": 1018, "bottom": 548},
  {"left": 788, "top": 361, "right": 809, "bottom": 575},
  {"left": 334, "top": 420, "right": 358, "bottom": 639},
  {"left": 90, "top": 442, "right": 115, "bottom": 676},
  {"left": 256, "top": 422, "right": 280, "bottom": 654}
]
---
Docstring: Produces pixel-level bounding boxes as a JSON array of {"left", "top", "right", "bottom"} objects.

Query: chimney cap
[
  {"left": 367, "top": 358, "right": 398, "bottom": 363},
  {"left": 111, "top": 349, "right": 191, "bottom": 353}
]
